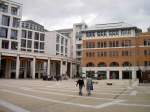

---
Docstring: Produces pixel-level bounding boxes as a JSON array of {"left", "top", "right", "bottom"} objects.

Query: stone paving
[{"left": 0, "top": 79, "right": 150, "bottom": 112}]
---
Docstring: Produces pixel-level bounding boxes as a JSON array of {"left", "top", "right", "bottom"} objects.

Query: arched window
[
  {"left": 97, "top": 62, "right": 107, "bottom": 67},
  {"left": 110, "top": 62, "right": 119, "bottom": 67},
  {"left": 122, "top": 62, "right": 132, "bottom": 67},
  {"left": 86, "top": 62, "right": 95, "bottom": 67}
]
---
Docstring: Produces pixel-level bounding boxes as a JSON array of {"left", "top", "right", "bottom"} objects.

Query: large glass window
[
  {"left": 21, "top": 39, "right": 26, "bottom": 47},
  {"left": 27, "top": 40, "right": 32, "bottom": 48},
  {"left": 34, "top": 41, "right": 39, "bottom": 49},
  {"left": 56, "top": 35, "right": 60, "bottom": 43},
  {"left": 22, "top": 30, "right": 26, "bottom": 38},
  {"left": 0, "top": 3, "right": 8, "bottom": 13},
  {"left": 56, "top": 44, "right": 59, "bottom": 52},
  {"left": 11, "top": 7, "right": 18, "bottom": 15},
  {"left": 34, "top": 32, "right": 39, "bottom": 40},
  {"left": 144, "top": 39, "right": 150, "bottom": 46},
  {"left": 0, "top": 27, "right": 8, "bottom": 38},
  {"left": 11, "top": 41, "right": 18, "bottom": 50},
  {"left": 11, "top": 29, "right": 18, "bottom": 40},
  {"left": 28, "top": 31, "right": 32, "bottom": 39},
  {"left": 40, "top": 42, "right": 44, "bottom": 50},
  {"left": 2, "top": 40, "right": 9, "bottom": 49},
  {"left": 12, "top": 18, "right": 20, "bottom": 28},
  {"left": 61, "top": 37, "right": 64, "bottom": 45},
  {"left": 40, "top": 33, "right": 45, "bottom": 41},
  {"left": 2, "top": 15, "right": 10, "bottom": 26}
]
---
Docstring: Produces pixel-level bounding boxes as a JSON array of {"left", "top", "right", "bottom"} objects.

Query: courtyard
[{"left": 0, "top": 79, "right": 150, "bottom": 112}]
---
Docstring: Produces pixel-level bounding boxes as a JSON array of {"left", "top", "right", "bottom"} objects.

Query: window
[
  {"left": 144, "top": 61, "right": 150, "bottom": 66},
  {"left": 34, "top": 41, "right": 39, "bottom": 49},
  {"left": 34, "top": 32, "right": 39, "bottom": 40},
  {"left": 2, "top": 15, "right": 10, "bottom": 26},
  {"left": 0, "top": 27, "right": 8, "bottom": 38},
  {"left": 2, "top": 40, "right": 9, "bottom": 49},
  {"left": 121, "top": 40, "right": 131, "bottom": 47},
  {"left": 76, "top": 44, "right": 81, "bottom": 49},
  {"left": 27, "top": 40, "right": 32, "bottom": 48},
  {"left": 56, "top": 35, "right": 60, "bottom": 43},
  {"left": 61, "top": 46, "right": 63, "bottom": 53},
  {"left": 40, "top": 34, "right": 45, "bottom": 41},
  {"left": 21, "top": 39, "right": 26, "bottom": 47},
  {"left": 28, "top": 31, "right": 32, "bottom": 39},
  {"left": 11, "top": 7, "right": 18, "bottom": 15},
  {"left": 0, "top": 3, "right": 8, "bottom": 12},
  {"left": 65, "top": 39, "right": 68, "bottom": 46},
  {"left": 22, "top": 30, "right": 26, "bottom": 38},
  {"left": 12, "top": 18, "right": 20, "bottom": 28},
  {"left": 11, "top": 60, "right": 16, "bottom": 70},
  {"left": 40, "top": 42, "right": 44, "bottom": 50},
  {"left": 86, "top": 32, "right": 95, "bottom": 37},
  {"left": 77, "top": 51, "right": 81, "bottom": 56},
  {"left": 61, "top": 37, "right": 64, "bottom": 45},
  {"left": 122, "top": 50, "right": 131, "bottom": 56},
  {"left": 65, "top": 48, "right": 67, "bottom": 54},
  {"left": 97, "top": 31, "right": 107, "bottom": 37},
  {"left": 121, "top": 29, "right": 131, "bottom": 35},
  {"left": 144, "top": 50, "right": 150, "bottom": 56},
  {"left": 11, "top": 29, "right": 18, "bottom": 40},
  {"left": 109, "top": 30, "right": 119, "bottom": 36},
  {"left": 11, "top": 41, "right": 18, "bottom": 50},
  {"left": 56, "top": 44, "right": 59, "bottom": 52},
  {"left": 86, "top": 42, "right": 95, "bottom": 48},
  {"left": 144, "top": 39, "right": 150, "bottom": 46},
  {"left": 109, "top": 51, "right": 119, "bottom": 57}
]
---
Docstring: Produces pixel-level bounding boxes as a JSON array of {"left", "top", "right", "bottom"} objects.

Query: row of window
[
  {"left": 86, "top": 62, "right": 132, "bottom": 67},
  {"left": 2, "top": 15, "right": 20, "bottom": 27},
  {"left": 85, "top": 29, "right": 132, "bottom": 37},
  {"left": 56, "top": 34, "right": 68, "bottom": 46},
  {"left": 0, "top": 3, "right": 19, "bottom": 15},
  {"left": 0, "top": 27, "right": 18, "bottom": 39},
  {"left": 86, "top": 50, "right": 134, "bottom": 57},
  {"left": 1, "top": 40, "right": 18, "bottom": 50},
  {"left": 56, "top": 44, "right": 68, "bottom": 54},
  {"left": 86, "top": 40, "right": 132, "bottom": 48},
  {"left": 22, "top": 30, "right": 45, "bottom": 41},
  {"left": 22, "top": 22, "right": 44, "bottom": 32},
  {"left": 21, "top": 39, "right": 44, "bottom": 50}
]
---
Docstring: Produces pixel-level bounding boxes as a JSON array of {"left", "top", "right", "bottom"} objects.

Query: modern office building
[
  {"left": 0, "top": 0, "right": 75, "bottom": 79},
  {"left": 81, "top": 22, "right": 150, "bottom": 80},
  {"left": 57, "top": 23, "right": 87, "bottom": 76}
]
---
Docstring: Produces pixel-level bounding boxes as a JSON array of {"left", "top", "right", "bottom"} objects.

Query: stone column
[
  {"left": 132, "top": 69, "right": 136, "bottom": 80},
  {"left": 32, "top": 57, "right": 36, "bottom": 79},
  {"left": 107, "top": 70, "right": 109, "bottom": 79},
  {"left": 119, "top": 70, "right": 122, "bottom": 80},
  {"left": 60, "top": 60, "right": 63, "bottom": 76},
  {"left": 47, "top": 58, "right": 50, "bottom": 75},
  {"left": 16, "top": 55, "right": 20, "bottom": 79},
  {"left": 70, "top": 63, "right": 73, "bottom": 78}
]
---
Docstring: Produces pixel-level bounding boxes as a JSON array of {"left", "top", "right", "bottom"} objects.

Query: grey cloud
[{"left": 15, "top": 0, "right": 150, "bottom": 31}]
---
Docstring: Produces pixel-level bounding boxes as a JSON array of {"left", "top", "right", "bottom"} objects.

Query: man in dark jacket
[{"left": 76, "top": 77, "right": 85, "bottom": 96}]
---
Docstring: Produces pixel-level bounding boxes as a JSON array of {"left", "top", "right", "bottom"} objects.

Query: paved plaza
[{"left": 0, "top": 79, "right": 150, "bottom": 112}]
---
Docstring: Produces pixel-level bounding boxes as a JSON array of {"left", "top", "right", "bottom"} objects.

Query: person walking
[
  {"left": 76, "top": 77, "right": 85, "bottom": 96},
  {"left": 86, "top": 76, "right": 93, "bottom": 96}
]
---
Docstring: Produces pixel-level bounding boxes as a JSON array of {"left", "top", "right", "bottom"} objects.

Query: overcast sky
[{"left": 15, "top": 0, "right": 150, "bottom": 31}]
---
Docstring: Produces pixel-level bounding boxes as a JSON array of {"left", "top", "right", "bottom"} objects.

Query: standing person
[
  {"left": 86, "top": 76, "right": 93, "bottom": 96},
  {"left": 76, "top": 77, "right": 85, "bottom": 96}
]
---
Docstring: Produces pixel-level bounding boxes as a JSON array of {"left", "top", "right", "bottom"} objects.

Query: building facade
[
  {"left": 82, "top": 22, "right": 150, "bottom": 80},
  {"left": 0, "top": 0, "right": 75, "bottom": 79}
]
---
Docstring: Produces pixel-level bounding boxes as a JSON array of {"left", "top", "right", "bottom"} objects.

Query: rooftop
[{"left": 82, "top": 22, "right": 140, "bottom": 31}]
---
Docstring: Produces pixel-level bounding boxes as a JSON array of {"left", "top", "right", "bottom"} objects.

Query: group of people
[{"left": 76, "top": 76, "right": 93, "bottom": 96}]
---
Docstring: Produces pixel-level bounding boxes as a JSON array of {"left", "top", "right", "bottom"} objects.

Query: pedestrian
[
  {"left": 76, "top": 77, "right": 85, "bottom": 96},
  {"left": 86, "top": 76, "right": 93, "bottom": 96}
]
